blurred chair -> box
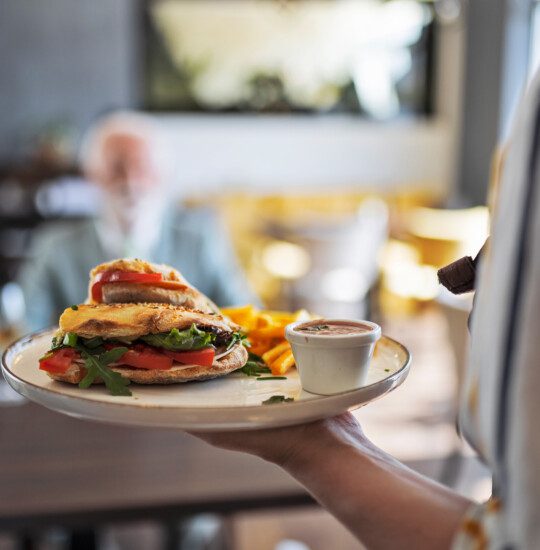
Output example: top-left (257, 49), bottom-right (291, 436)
top-left (284, 198), bottom-right (388, 318)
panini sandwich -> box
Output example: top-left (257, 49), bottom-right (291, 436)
top-left (39, 303), bottom-right (248, 396)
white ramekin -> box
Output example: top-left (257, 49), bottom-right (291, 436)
top-left (285, 319), bottom-right (381, 395)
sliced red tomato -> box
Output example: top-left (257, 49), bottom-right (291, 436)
top-left (102, 343), bottom-right (214, 369)
top-left (118, 347), bottom-right (173, 370)
top-left (39, 348), bottom-right (80, 374)
top-left (163, 348), bottom-right (215, 367)
top-left (91, 270), bottom-right (163, 302)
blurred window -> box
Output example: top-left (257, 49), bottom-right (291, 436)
top-left (144, 0), bottom-right (436, 120)
top-left (530, 0), bottom-right (540, 78)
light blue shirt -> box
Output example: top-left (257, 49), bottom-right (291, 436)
top-left (19, 208), bottom-right (256, 331)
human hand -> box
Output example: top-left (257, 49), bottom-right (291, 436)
top-left (192, 412), bottom-right (471, 550)
top-left (189, 412), bottom-right (371, 469)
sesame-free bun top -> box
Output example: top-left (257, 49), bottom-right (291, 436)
top-left (59, 303), bottom-right (238, 339)
top-left (88, 259), bottom-right (219, 313)
top-left (90, 258), bottom-right (183, 281)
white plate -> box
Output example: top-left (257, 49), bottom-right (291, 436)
top-left (2, 328), bottom-right (411, 431)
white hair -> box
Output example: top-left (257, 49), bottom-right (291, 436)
top-left (79, 111), bottom-right (162, 176)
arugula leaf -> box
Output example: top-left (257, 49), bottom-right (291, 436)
top-left (240, 360), bottom-right (271, 377)
top-left (78, 347), bottom-right (131, 396)
top-left (262, 395), bottom-right (294, 405)
top-left (141, 324), bottom-right (215, 351)
top-left (82, 336), bottom-right (105, 349)
top-left (45, 333), bottom-right (131, 396)
top-left (227, 331), bottom-right (250, 350)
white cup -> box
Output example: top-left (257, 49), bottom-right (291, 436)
top-left (285, 319), bottom-right (381, 395)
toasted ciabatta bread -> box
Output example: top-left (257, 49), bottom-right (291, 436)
top-left (47, 341), bottom-right (248, 385)
top-left (88, 259), bottom-right (219, 313)
top-left (59, 303), bottom-right (239, 339)
top-left (46, 303), bottom-right (248, 386)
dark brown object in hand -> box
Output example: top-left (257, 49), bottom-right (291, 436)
top-left (437, 256), bottom-right (477, 294)
top-left (437, 239), bottom-right (488, 295)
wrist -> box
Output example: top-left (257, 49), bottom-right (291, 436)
top-left (271, 425), bottom-right (369, 472)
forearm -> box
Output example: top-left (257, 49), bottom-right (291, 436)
top-left (193, 415), bottom-right (472, 549)
top-left (280, 436), bottom-right (471, 550)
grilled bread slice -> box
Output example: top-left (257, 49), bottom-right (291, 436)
top-left (59, 303), bottom-right (237, 340)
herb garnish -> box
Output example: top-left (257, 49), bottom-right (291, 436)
top-left (227, 331), bottom-right (250, 350)
top-left (79, 347), bottom-right (131, 396)
top-left (240, 356), bottom-right (287, 380)
top-left (48, 332), bottom-right (132, 396)
top-left (70, 304), bottom-right (79, 311)
top-left (240, 360), bottom-right (271, 377)
top-left (262, 395), bottom-right (294, 405)
top-left (301, 324), bottom-right (330, 332)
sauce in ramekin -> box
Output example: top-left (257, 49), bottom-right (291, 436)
top-left (294, 319), bottom-right (372, 336)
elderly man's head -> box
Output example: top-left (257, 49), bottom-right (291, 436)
top-left (81, 113), bottom-right (162, 207)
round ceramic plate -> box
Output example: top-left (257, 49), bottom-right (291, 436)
top-left (2, 328), bottom-right (411, 431)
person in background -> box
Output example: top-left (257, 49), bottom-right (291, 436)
top-left (19, 112), bottom-right (254, 331)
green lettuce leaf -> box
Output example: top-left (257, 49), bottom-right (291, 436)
top-left (140, 324), bottom-right (215, 351)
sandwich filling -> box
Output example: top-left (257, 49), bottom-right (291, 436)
top-left (39, 324), bottom-right (247, 396)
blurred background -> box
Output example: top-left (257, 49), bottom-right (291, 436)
top-left (0, 0), bottom-right (537, 549)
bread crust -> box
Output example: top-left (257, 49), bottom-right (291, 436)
top-left (59, 303), bottom-right (240, 339)
top-left (90, 259), bottom-right (183, 281)
top-left (46, 343), bottom-right (248, 385)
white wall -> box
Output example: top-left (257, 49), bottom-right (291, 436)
top-left (158, 115), bottom-right (453, 197)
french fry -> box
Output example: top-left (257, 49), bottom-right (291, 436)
top-left (220, 304), bottom-right (254, 319)
top-left (264, 310), bottom-right (296, 323)
top-left (269, 349), bottom-right (295, 376)
top-left (220, 304), bottom-right (314, 367)
top-left (221, 304), bottom-right (257, 331)
top-left (262, 341), bottom-right (291, 365)
top-left (249, 339), bottom-right (273, 356)
top-left (256, 313), bottom-right (275, 328)
top-left (249, 326), bottom-right (286, 339)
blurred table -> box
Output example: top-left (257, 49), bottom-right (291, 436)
top-left (0, 401), bottom-right (313, 533)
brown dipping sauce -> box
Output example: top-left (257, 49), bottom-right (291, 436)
top-left (294, 319), bottom-right (371, 336)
